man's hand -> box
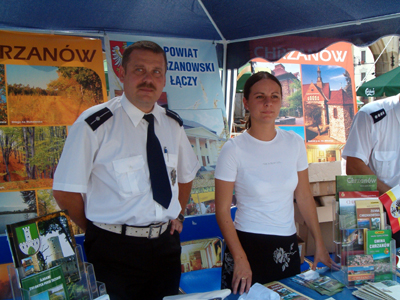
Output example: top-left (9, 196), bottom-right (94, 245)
top-left (170, 219), bottom-right (183, 234)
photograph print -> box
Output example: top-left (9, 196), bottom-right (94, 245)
top-left (7, 65), bottom-right (103, 126)
top-left (174, 108), bottom-right (227, 215)
top-left (0, 126), bottom-right (67, 192)
top-left (301, 64), bottom-right (355, 144)
top-left (0, 190), bottom-right (37, 236)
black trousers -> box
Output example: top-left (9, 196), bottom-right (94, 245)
top-left (221, 231), bottom-right (300, 289)
top-left (84, 221), bottom-right (181, 300)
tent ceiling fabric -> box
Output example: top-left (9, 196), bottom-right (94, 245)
top-left (1, 0), bottom-right (399, 46)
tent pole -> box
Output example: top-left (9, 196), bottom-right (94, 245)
top-left (197, 0), bottom-right (225, 41)
top-left (222, 41), bottom-right (228, 103)
top-left (197, 0), bottom-right (231, 129)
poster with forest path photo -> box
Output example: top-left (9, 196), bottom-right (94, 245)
top-left (0, 31), bottom-right (107, 192)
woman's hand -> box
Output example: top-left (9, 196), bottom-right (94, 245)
top-left (312, 243), bottom-right (339, 270)
top-left (232, 257), bottom-right (252, 295)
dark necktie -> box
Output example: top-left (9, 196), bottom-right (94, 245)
top-left (143, 114), bottom-right (172, 209)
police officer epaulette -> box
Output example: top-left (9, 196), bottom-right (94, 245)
top-left (166, 109), bottom-right (183, 126)
top-left (370, 108), bottom-right (386, 124)
top-left (85, 107), bottom-right (113, 131)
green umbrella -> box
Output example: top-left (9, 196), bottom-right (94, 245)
top-left (357, 66), bottom-right (400, 97)
top-left (236, 63), bottom-right (271, 93)
top-left (236, 64), bottom-right (252, 93)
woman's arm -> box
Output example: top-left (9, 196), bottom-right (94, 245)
top-left (294, 169), bottom-right (336, 270)
top-left (215, 179), bottom-right (251, 295)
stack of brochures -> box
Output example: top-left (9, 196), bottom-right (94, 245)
top-left (352, 280), bottom-right (400, 300)
top-left (6, 210), bottom-right (107, 300)
top-left (290, 270), bottom-right (344, 296)
top-left (334, 175), bottom-right (395, 286)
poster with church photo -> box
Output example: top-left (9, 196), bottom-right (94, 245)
top-left (240, 62), bottom-right (304, 126)
top-left (174, 108), bottom-right (228, 216)
top-left (233, 42), bottom-right (356, 164)
top-left (302, 64), bottom-right (354, 145)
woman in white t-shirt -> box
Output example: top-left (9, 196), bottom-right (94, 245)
top-left (215, 72), bottom-right (334, 295)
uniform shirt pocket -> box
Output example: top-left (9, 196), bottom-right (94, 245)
top-left (112, 156), bottom-right (150, 198)
top-left (165, 153), bottom-right (178, 188)
top-left (374, 150), bottom-right (397, 180)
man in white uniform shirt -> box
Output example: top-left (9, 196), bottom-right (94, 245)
top-left (342, 94), bottom-right (400, 246)
top-left (53, 41), bottom-right (200, 300)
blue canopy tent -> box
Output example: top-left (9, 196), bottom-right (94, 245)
top-left (1, 1), bottom-right (400, 295)
top-left (0, 0), bottom-right (400, 130)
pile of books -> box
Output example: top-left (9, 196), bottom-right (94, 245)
top-left (352, 280), bottom-right (400, 300)
top-left (290, 270), bottom-right (344, 296)
top-left (335, 175), bottom-right (394, 286)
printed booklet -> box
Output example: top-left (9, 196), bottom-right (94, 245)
top-left (20, 265), bottom-right (68, 299)
top-left (335, 175), bottom-right (378, 201)
top-left (6, 210), bottom-right (87, 299)
top-left (365, 229), bottom-right (393, 281)
top-left (347, 254), bottom-right (375, 286)
top-left (338, 191), bottom-right (379, 228)
top-left (355, 200), bottom-right (384, 230)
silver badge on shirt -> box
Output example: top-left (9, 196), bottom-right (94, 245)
top-left (170, 168), bottom-right (176, 186)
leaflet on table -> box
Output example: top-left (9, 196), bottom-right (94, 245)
top-left (264, 281), bottom-right (313, 299)
top-left (290, 271), bottom-right (344, 296)
top-left (352, 280), bottom-right (400, 300)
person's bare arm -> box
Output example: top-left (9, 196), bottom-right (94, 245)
top-left (295, 169), bottom-right (336, 270)
top-left (177, 181), bottom-right (193, 215)
top-left (170, 181), bottom-right (194, 234)
top-left (53, 190), bottom-right (88, 232)
top-left (215, 179), bottom-right (251, 295)
top-left (346, 156), bottom-right (392, 195)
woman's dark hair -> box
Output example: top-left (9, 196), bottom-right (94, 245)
top-left (243, 71), bottom-right (282, 129)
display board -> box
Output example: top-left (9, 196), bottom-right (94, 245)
top-left (236, 42), bottom-right (357, 164)
top-left (0, 30), bottom-right (107, 235)
top-left (0, 30), bottom-right (107, 300)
